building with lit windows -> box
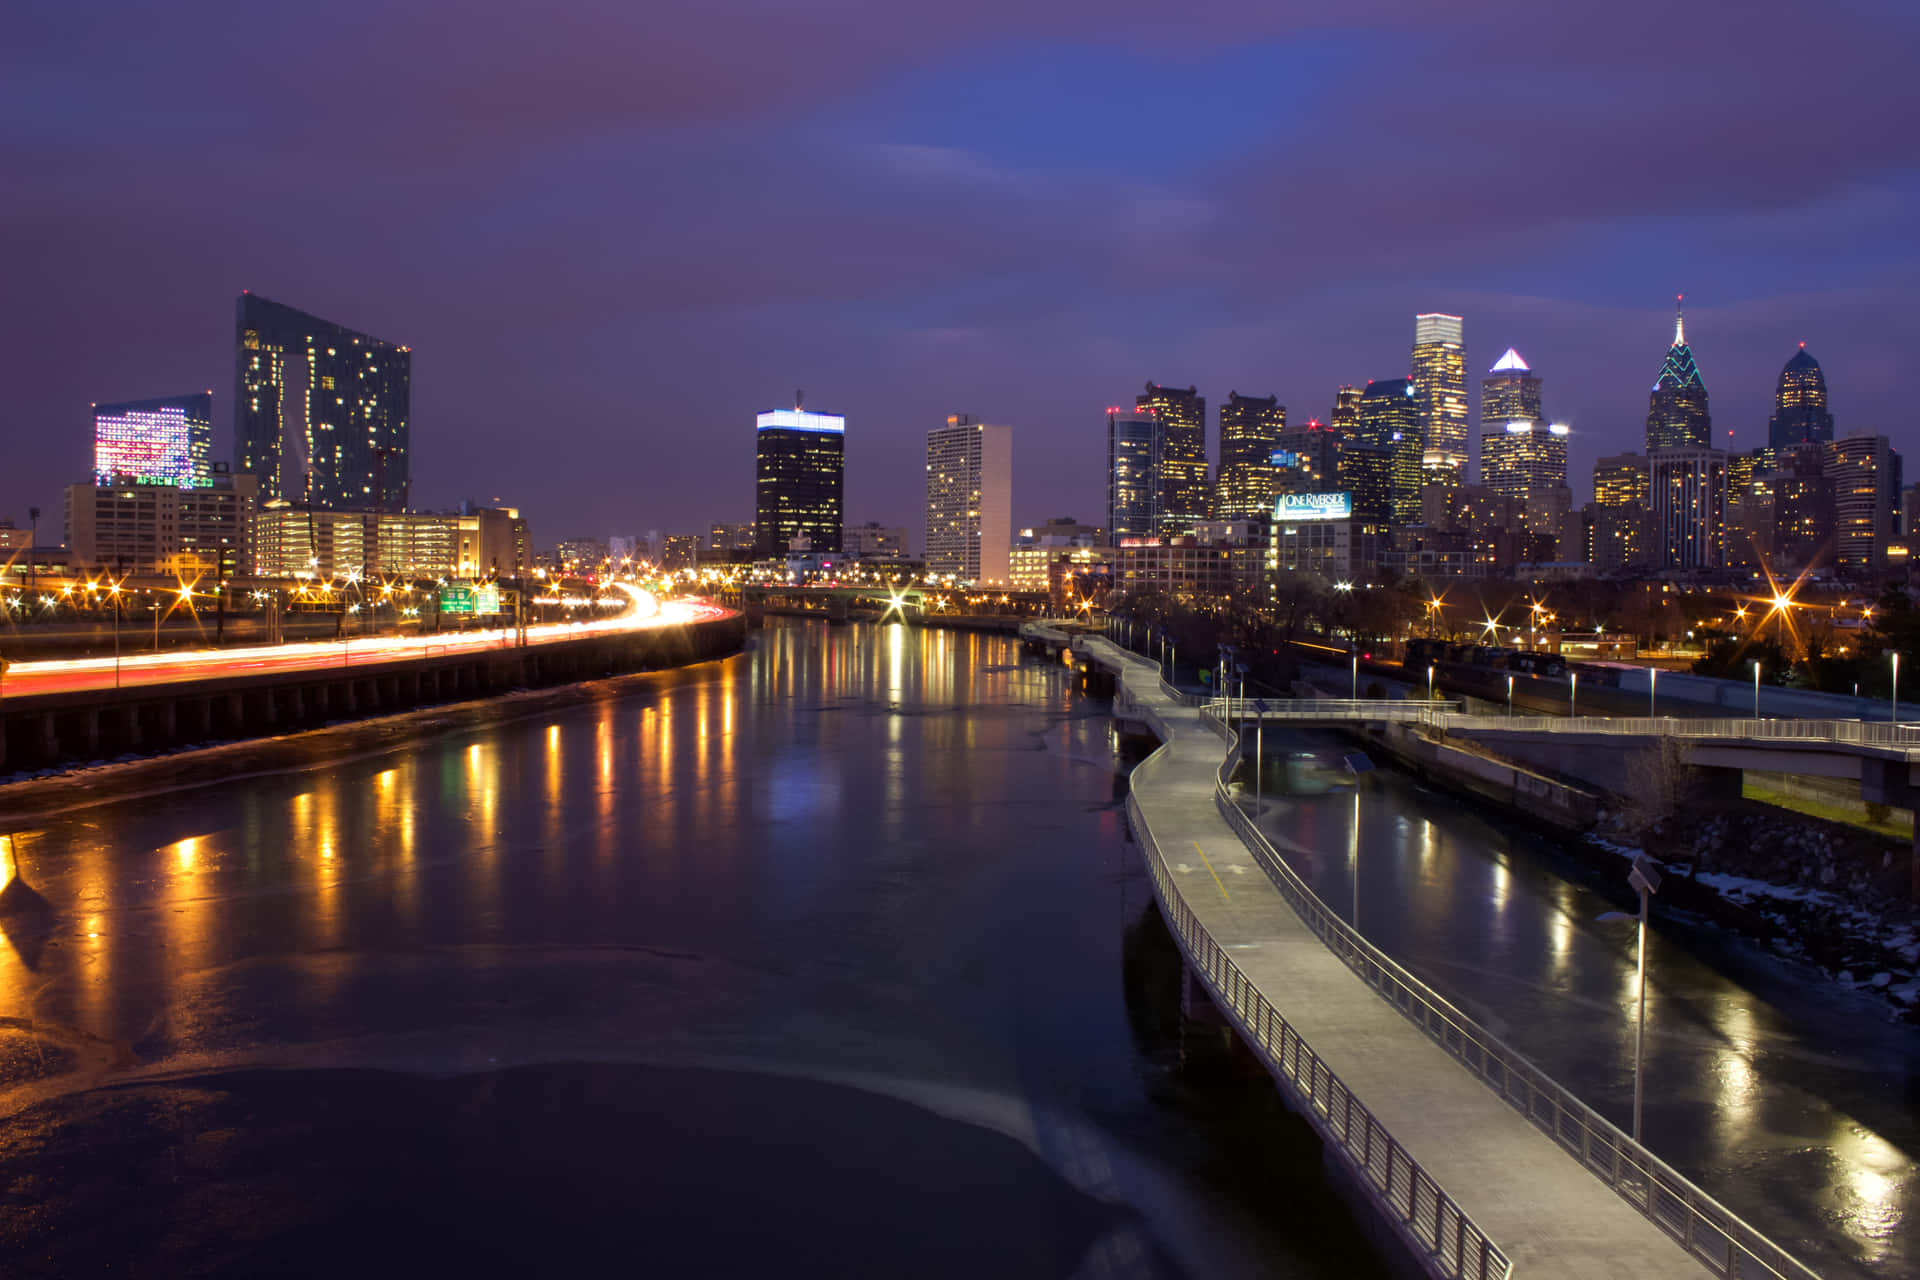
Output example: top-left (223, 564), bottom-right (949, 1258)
top-left (1112, 537), bottom-right (1235, 600)
top-left (1271, 420), bottom-right (1341, 498)
top-left (1338, 445), bottom-right (1395, 524)
top-left (1330, 385), bottom-right (1362, 439)
top-left (1215, 392), bottom-right (1285, 519)
top-left (1826, 432), bottom-right (1902, 575)
top-left (1482, 421), bottom-right (1568, 501)
top-left (65, 470), bottom-right (257, 577)
top-left (93, 393), bottom-right (213, 488)
top-left (1769, 345), bottom-right (1835, 449)
top-left (255, 505), bottom-right (528, 580)
top-left (236, 292), bottom-right (411, 511)
top-left (925, 414), bottom-right (1013, 583)
top-left (1645, 298), bottom-right (1712, 451)
top-left (754, 404), bottom-right (846, 557)
top-left (1411, 314), bottom-right (1468, 486)
top-left (1136, 382), bottom-right (1207, 537)
top-left (1592, 453), bottom-right (1651, 569)
top-left (1107, 410), bottom-right (1165, 545)
top-left (843, 522), bottom-right (909, 561)
top-left (1356, 378), bottom-right (1424, 525)
top-left (1649, 447), bottom-right (1727, 569)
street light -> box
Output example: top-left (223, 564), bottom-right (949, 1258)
top-left (1427, 663), bottom-right (1435, 704)
top-left (1752, 659), bottom-right (1761, 719)
top-left (1507, 673), bottom-right (1514, 718)
top-left (1352, 650), bottom-right (1359, 700)
top-left (1894, 652), bottom-right (1901, 726)
top-left (1647, 666), bottom-right (1658, 719)
top-left (1569, 670), bottom-right (1577, 719)
top-left (1598, 854), bottom-right (1662, 1142)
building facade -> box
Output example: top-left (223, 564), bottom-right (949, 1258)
top-left (1271, 419), bottom-right (1342, 498)
top-left (1215, 392), bottom-right (1285, 519)
top-left (1355, 378), bottom-right (1424, 526)
top-left (1482, 421), bottom-right (1568, 500)
top-left (843, 522), bottom-right (909, 561)
top-left (1411, 314), bottom-right (1468, 486)
top-left (236, 292), bottom-right (411, 511)
top-left (1592, 452), bottom-right (1651, 569)
top-left (1769, 346), bottom-right (1835, 449)
top-left (1136, 382), bottom-right (1207, 538)
top-left (1645, 299), bottom-right (1712, 451)
top-left (924, 414), bottom-right (1013, 583)
top-left (64, 471), bottom-right (257, 577)
top-left (754, 406), bottom-right (846, 557)
top-left (94, 393), bottom-right (214, 488)
top-left (1827, 432), bottom-right (1902, 575)
top-left (1107, 410), bottom-right (1165, 545)
top-left (256, 505), bottom-right (529, 580)
top-left (1649, 448), bottom-right (1726, 569)
top-left (1330, 385), bottom-right (1362, 439)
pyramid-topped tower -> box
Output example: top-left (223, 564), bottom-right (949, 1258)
top-left (1646, 296), bottom-right (1712, 450)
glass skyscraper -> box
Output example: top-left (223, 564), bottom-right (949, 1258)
top-left (1215, 391), bottom-right (1285, 519)
top-left (1411, 314), bottom-right (1467, 486)
top-left (93, 392), bottom-right (213, 488)
top-left (1107, 410), bottom-right (1165, 545)
top-left (1356, 378), bottom-right (1424, 526)
top-left (236, 292), bottom-right (411, 511)
top-left (1645, 297), bottom-right (1711, 451)
top-left (1478, 349), bottom-right (1565, 499)
top-left (1768, 345), bottom-right (1835, 448)
top-left (1135, 382), bottom-right (1207, 538)
top-left (754, 406), bottom-right (846, 557)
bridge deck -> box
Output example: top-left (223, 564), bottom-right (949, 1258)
top-left (1085, 637), bottom-right (1708, 1279)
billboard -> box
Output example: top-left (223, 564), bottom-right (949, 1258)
top-left (1274, 492), bottom-right (1351, 521)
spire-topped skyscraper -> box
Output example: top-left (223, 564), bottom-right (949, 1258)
top-left (1645, 295), bottom-right (1712, 451)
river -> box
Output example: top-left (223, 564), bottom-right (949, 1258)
top-left (0, 622), bottom-right (1383, 1278)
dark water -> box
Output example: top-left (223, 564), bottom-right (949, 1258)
top-left (0, 623), bottom-right (1386, 1278)
top-left (1243, 731), bottom-right (1920, 1280)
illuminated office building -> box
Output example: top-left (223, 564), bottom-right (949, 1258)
top-left (93, 393), bottom-right (213, 488)
top-left (1107, 410), bottom-right (1165, 545)
top-left (1592, 453), bottom-right (1651, 569)
top-left (1356, 378), bottom-right (1424, 525)
top-left (255, 505), bottom-right (529, 579)
top-left (1272, 419), bottom-right (1342, 497)
top-left (1338, 445), bottom-right (1395, 524)
top-left (236, 292), bottom-right (411, 511)
top-left (1136, 382), bottom-right (1207, 537)
top-left (1482, 422), bottom-right (1568, 500)
top-left (1215, 392), bottom-right (1285, 519)
top-left (925, 414), bottom-right (1013, 583)
top-left (755, 404), bottom-right (846, 557)
top-left (1478, 348), bottom-right (1545, 492)
top-left (1411, 314), bottom-right (1468, 486)
top-left (1645, 297), bottom-right (1712, 451)
top-left (1768, 345), bottom-right (1835, 449)
top-left (1826, 432), bottom-right (1902, 575)
top-left (65, 471), bottom-right (256, 577)
top-left (1649, 447), bottom-right (1727, 569)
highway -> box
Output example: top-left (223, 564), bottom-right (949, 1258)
top-left (0, 587), bottom-right (730, 699)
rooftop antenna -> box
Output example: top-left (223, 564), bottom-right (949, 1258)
top-left (796, 389), bottom-right (804, 410)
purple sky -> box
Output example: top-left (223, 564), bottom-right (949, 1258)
top-left (6, 1), bottom-right (1920, 551)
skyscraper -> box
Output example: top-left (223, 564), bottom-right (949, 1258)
top-left (925, 414), bottom-right (1013, 583)
top-left (1827, 432), bottom-right (1902, 575)
top-left (1272, 419), bottom-right (1342, 498)
top-left (1107, 409), bottom-right (1165, 545)
top-left (754, 403), bottom-right (846, 557)
top-left (1411, 314), bottom-right (1468, 486)
top-left (236, 292), bottom-right (411, 511)
top-left (1136, 382), bottom-right (1207, 538)
top-left (1768, 345), bottom-right (1835, 449)
top-left (1356, 378), bottom-right (1424, 525)
top-left (1330, 385), bottom-right (1362, 439)
top-left (1215, 392), bottom-right (1285, 519)
top-left (1650, 448), bottom-right (1727, 569)
top-left (1477, 348), bottom-right (1562, 499)
top-left (93, 392), bottom-right (213, 488)
top-left (1645, 296), bottom-right (1711, 451)
top-left (1592, 452), bottom-right (1651, 569)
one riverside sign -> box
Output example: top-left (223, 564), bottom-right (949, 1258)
top-left (1274, 491), bottom-right (1351, 521)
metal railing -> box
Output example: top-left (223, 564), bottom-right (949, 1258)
top-left (1213, 697), bottom-right (1460, 721)
top-left (1426, 712), bottom-right (1920, 751)
top-left (1202, 707), bottom-right (1820, 1280)
top-left (1126, 777), bottom-right (1512, 1280)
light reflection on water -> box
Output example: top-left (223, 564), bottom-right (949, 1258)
top-left (1253, 735), bottom-right (1918, 1279)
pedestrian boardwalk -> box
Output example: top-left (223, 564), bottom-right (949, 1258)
top-left (1084, 637), bottom-right (1807, 1279)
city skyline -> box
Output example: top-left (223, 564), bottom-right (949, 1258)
top-left (5, 3), bottom-right (1918, 545)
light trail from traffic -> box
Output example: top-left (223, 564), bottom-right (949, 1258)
top-left (0, 588), bottom-right (730, 699)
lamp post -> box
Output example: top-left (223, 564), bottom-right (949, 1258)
top-left (1599, 854), bottom-right (1662, 1143)
top-left (1507, 673), bottom-right (1514, 718)
top-left (1352, 651), bottom-right (1359, 700)
top-left (1648, 666), bottom-right (1658, 720)
top-left (1894, 652), bottom-right (1901, 726)
top-left (1427, 664), bottom-right (1435, 704)
top-left (1569, 671), bottom-right (1578, 719)
top-left (1752, 659), bottom-right (1761, 720)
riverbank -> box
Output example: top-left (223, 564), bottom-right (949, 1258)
top-left (0, 645), bottom-right (748, 826)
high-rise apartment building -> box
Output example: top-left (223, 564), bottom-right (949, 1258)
top-left (236, 293), bottom-right (411, 511)
top-left (1136, 383), bottom-right (1207, 537)
top-left (1645, 297), bottom-right (1712, 451)
top-left (1107, 410), bottom-right (1165, 545)
top-left (1215, 392), bottom-right (1285, 519)
top-left (754, 404), bottom-right (846, 557)
top-left (94, 393), bottom-right (214, 488)
top-left (1356, 378), bottom-right (1424, 525)
top-left (1649, 448), bottom-right (1727, 569)
top-left (1592, 453), bottom-right (1651, 569)
top-left (1826, 432), bottom-right (1902, 575)
top-left (925, 414), bottom-right (1013, 583)
top-left (1768, 345), bottom-right (1835, 449)
top-left (1271, 420), bottom-right (1342, 499)
top-left (1411, 314), bottom-right (1468, 486)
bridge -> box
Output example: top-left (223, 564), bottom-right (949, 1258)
top-left (1075, 635), bottom-right (1817, 1280)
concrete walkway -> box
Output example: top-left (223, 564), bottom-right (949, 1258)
top-left (1086, 637), bottom-right (1713, 1279)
